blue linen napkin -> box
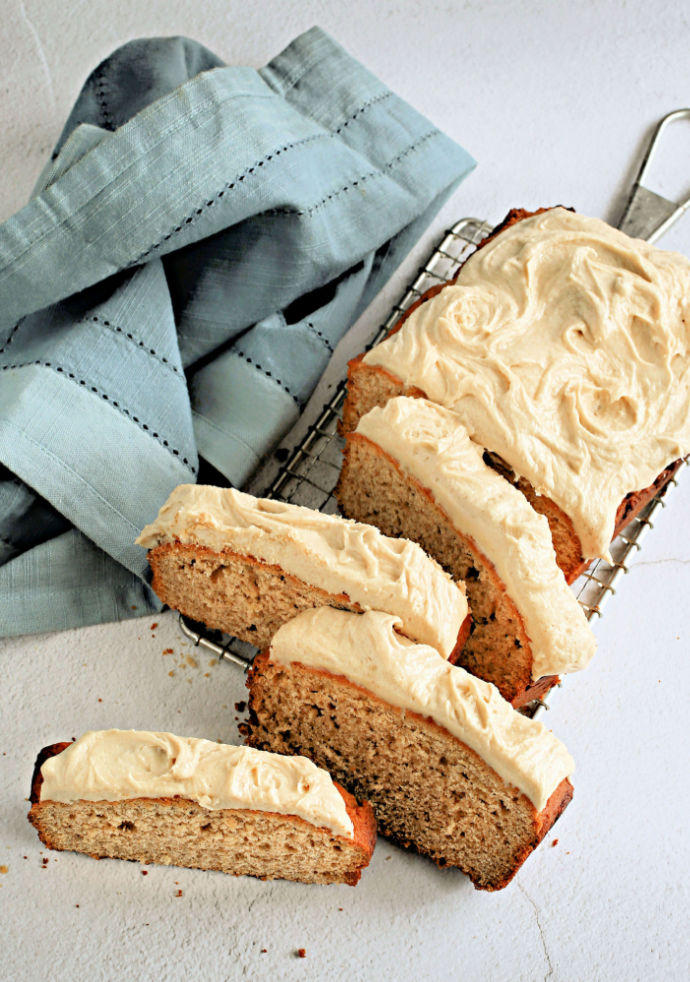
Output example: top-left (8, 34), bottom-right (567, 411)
top-left (0, 27), bottom-right (475, 637)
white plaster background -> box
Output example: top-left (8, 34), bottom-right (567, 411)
top-left (1, 2), bottom-right (689, 980)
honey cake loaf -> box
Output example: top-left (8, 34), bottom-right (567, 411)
top-left (136, 485), bottom-right (470, 658)
top-left (336, 396), bottom-right (596, 706)
top-left (342, 208), bottom-right (690, 581)
top-left (29, 730), bottom-right (376, 886)
top-left (245, 608), bottom-right (574, 891)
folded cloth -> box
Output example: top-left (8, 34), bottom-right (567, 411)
top-left (0, 27), bottom-right (475, 638)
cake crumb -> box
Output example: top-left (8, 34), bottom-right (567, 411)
top-left (0, 865), bottom-right (8, 873)
top-left (204, 673), bottom-right (211, 678)
top-left (175, 889), bottom-right (183, 898)
top-left (141, 870), bottom-right (148, 876)
top-left (97, 698), bottom-right (102, 703)
top-left (235, 700), bottom-right (247, 713)
top-left (296, 949), bottom-right (307, 959)
top-left (551, 838), bottom-right (559, 847)
top-left (150, 623), bottom-right (158, 630)
top-left (75, 904), bottom-right (79, 908)
top-left (260, 948), bottom-right (267, 954)
top-left (168, 671), bottom-right (175, 677)
top-left (186, 655), bottom-right (198, 668)
top-left (163, 648), bottom-right (174, 655)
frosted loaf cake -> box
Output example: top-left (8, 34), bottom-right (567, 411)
top-left (342, 208), bottom-right (690, 579)
top-left (245, 608), bottom-right (574, 890)
top-left (29, 730), bottom-right (376, 885)
top-left (336, 396), bottom-right (596, 705)
top-left (137, 485), bottom-right (470, 658)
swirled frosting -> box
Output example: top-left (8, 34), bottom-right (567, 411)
top-left (355, 397), bottom-right (596, 680)
top-left (136, 485), bottom-right (467, 658)
top-left (270, 609), bottom-right (573, 811)
top-left (363, 208), bottom-right (690, 560)
top-left (39, 730), bottom-right (354, 839)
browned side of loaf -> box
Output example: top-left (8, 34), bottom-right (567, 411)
top-left (336, 433), bottom-right (556, 706)
top-left (28, 742), bottom-right (376, 886)
top-left (341, 207), bottom-right (683, 581)
top-left (503, 459), bottom-right (684, 584)
top-left (147, 540), bottom-right (471, 659)
top-left (245, 653), bottom-right (572, 891)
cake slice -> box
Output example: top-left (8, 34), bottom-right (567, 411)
top-left (136, 485), bottom-right (470, 658)
top-left (245, 608), bottom-right (574, 891)
top-left (336, 396), bottom-right (596, 706)
top-left (28, 730), bottom-right (376, 885)
top-left (342, 207), bottom-right (689, 581)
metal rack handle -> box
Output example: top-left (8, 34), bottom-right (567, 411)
top-left (618, 108), bottom-right (690, 242)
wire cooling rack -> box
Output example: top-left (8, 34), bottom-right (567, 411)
top-left (178, 217), bottom-right (686, 711)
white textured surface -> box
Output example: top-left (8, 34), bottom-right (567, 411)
top-left (2, 2), bottom-right (689, 980)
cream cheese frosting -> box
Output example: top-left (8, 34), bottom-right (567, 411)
top-left (355, 396), bottom-right (596, 680)
top-left (39, 730), bottom-right (354, 839)
top-left (362, 208), bottom-right (690, 560)
top-left (136, 485), bottom-right (468, 658)
top-left (269, 608), bottom-right (573, 811)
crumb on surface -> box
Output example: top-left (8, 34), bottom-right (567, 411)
top-left (163, 648), bottom-right (174, 655)
top-left (97, 698), bottom-right (102, 703)
top-left (0, 865), bottom-right (8, 874)
top-left (186, 655), bottom-right (198, 668)
top-left (235, 700), bottom-right (247, 713)
top-left (150, 623), bottom-right (158, 630)
top-left (296, 948), bottom-right (307, 958)
top-left (168, 671), bottom-right (175, 677)
top-left (552, 838), bottom-right (559, 847)
top-left (175, 889), bottom-right (183, 898)
top-left (260, 948), bottom-right (267, 954)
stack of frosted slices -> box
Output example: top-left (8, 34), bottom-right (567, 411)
top-left (31, 207), bottom-right (690, 890)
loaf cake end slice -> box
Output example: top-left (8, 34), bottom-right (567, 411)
top-left (29, 731), bottom-right (376, 886)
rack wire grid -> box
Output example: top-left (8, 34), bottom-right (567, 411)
top-left (179, 217), bottom-right (686, 713)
